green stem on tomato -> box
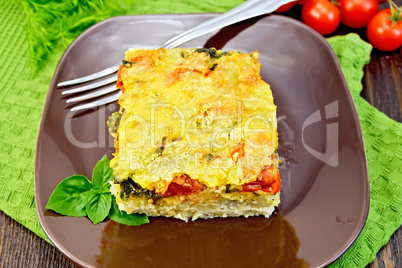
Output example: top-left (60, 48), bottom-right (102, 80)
top-left (388, 0), bottom-right (402, 26)
top-left (331, 0), bottom-right (340, 7)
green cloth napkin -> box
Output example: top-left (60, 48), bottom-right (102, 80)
top-left (327, 35), bottom-right (402, 267)
top-left (0, 0), bottom-right (401, 267)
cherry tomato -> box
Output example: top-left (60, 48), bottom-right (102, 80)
top-left (298, 0), bottom-right (309, 5)
top-left (367, 8), bottom-right (402, 51)
top-left (275, 2), bottom-right (296, 12)
top-left (338, 0), bottom-right (379, 28)
top-left (302, 0), bottom-right (341, 35)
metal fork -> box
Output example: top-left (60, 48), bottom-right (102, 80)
top-left (61, 0), bottom-right (294, 111)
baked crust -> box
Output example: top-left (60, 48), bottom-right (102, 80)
top-left (108, 48), bottom-right (280, 220)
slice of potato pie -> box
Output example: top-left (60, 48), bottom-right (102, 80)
top-left (108, 47), bottom-right (280, 221)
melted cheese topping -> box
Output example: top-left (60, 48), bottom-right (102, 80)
top-left (110, 48), bottom-right (278, 190)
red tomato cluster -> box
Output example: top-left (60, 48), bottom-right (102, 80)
top-left (275, 0), bottom-right (402, 51)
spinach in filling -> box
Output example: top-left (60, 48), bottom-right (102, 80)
top-left (107, 112), bottom-right (121, 134)
top-left (195, 48), bottom-right (229, 59)
top-left (119, 178), bottom-right (160, 201)
top-left (122, 59), bottom-right (135, 68)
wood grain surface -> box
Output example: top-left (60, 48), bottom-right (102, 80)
top-left (0, 1), bottom-right (401, 267)
top-left (362, 38), bottom-right (402, 268)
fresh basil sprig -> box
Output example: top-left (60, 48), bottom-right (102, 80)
top-left (46, 155), bottom-right (149, 226)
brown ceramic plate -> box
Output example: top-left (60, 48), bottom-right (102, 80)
top-left (35, 14), bottom-right (369, 268)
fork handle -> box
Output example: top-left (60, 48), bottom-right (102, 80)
top-left (161, 0), bottom-right (295, 49)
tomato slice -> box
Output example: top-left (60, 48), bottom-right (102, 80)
top-left (242, 166), bottom-right (281, 194)
top-left (163, 174), bottom-right (204, 197)
top-left (231, 142), bottom-right (245, 160)
top-left (116, 65), bottom-right (125, 93)
top-left (242, 182), bottom-right (263, 192)
top-left (257, 167), bottom-right (279, 184)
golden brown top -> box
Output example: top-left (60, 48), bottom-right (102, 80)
top-left (110, 48), bottom-right (278, 191)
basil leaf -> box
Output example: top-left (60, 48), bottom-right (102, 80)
top-left (108, 196), bottom-right (149, 226)
top-left (92, 155), bottom-right (113, 189)
top-left (46, 155), bottom-right (149, 227)
top-left (46, 175), bottom-right (92, 217)
top-left (86, 190), bottom-right (112, 225)
top-left (92, 186), bottom-right (111, 195)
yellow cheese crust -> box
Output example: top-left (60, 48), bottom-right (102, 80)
top-left (109, 48), bottom-right (279, 196)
